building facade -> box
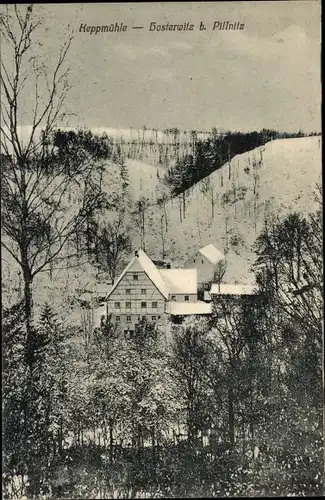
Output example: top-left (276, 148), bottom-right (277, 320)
top-left (183, 243), bottom-right (225, 285)
top-left (104, 249), bottom-right (200, 333)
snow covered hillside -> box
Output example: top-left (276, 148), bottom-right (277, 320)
top-left (142, 136), bottom-right (322, 283)
top-left (103, 158), bottom-right (163, 202)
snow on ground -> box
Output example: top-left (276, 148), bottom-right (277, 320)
top-left (142, 136), bottom-right (322, 284)
top-left (101, 158), bottom-right (163, 203)
top-left (2, 135), bottom-right (321, 323)
top-left (125, 159), bottom-right (162, 201)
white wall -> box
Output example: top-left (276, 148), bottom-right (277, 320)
top-left (184, 253), bottom-right (215, 284)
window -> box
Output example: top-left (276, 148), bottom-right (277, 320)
top-left (158, 316), bottom-right (161, 319)
top-left (126, 316), bottom-right (131, 323)
top-left (141, 302), bottom-right (147, 308)
top-left (116, 316), bottom-right (120, 322)
top-left (152, 301), bottom-right (157, 308)
top-left (185, 295), bottom-right (189, 302)
top-left (152, 316), bottom-right (157, 321)
top-left (171, 295), bottom-right (176, 301)
top-left (126, 289), bottom-right (131, 295)
top-left (126, 302), bottom-right (131, 309)
top-left (141, 288), bottom-right (146, 294)
top-left (115, 302), bottom-right (120, 309)
top-left (194, 259), bottom-right (196, 263)
top-left (142, 316), bottom-right (146, 321)
top-left (133, 274), bottom-right (138, 281)
top-left (202, 260), bottom-right (204, 264)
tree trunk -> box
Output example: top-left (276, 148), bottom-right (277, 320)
top-left (141, 212), bottom-right (146, 251)
top-left (164, 204), bottom-right (168, 232)
top-left (228, 388), bottom-right (235, 448)
top-left (151, 427), bottom-right (157, 478)
top-left (22, 258), bottom-right (34, 367)
top-left (109, 423), bottom-right (114, 464)
top-left (183, 191), bottom-right (186, 219)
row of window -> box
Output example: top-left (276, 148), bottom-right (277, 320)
top-left (115, 297), bottom-right (190, 308)
top-left (116, 315), bottom-right (161, 323)
top-left (123, 291), bottom-right (190, 301)
top-left (115, 301), bottom-right (158, 309)
top-left (193, 259), bottom-right (204, 264)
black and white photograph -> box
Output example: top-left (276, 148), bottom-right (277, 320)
top-left (1, 1), bottom-right (323, 498)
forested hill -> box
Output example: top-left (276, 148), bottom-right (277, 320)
top-left (163, 129), bottom-right (320, 196)
top-left (141, 135), bottom-right (322, 283)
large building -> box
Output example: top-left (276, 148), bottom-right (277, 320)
top-left (102, 249), bottom-right (211, 332)
top-left (88, 246), bottom-right (257, 333)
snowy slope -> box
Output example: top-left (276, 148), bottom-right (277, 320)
top-left (2, 135), bottom-right (321, 319)
top-left (142, 136), bottom-right (322, 283)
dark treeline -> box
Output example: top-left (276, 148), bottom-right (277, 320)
top-left (3, 197), bottom-right (323, 498)
top-left (165, 128), bottom-right (320, 196)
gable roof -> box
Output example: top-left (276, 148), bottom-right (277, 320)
top-left (160, 269), bottom-right (197, 294)
top-left (210, 284), bottom-right (257, 295)
top-left (105, 249), bottom-right (169, 300)
top-left (198, 244), bottom-right (224, 265)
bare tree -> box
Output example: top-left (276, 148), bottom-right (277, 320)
top-left (221, 191), bottom-right (231, 254)
top-left (0, 5), bottom-right (112, 363)
top-left (155, 212), bottom-right (166, 260)
top-left (96, 213), bottom-right (132, 284)
top-left (200, 176), bottom-right (217, 218)
top-left (132, 196), bottom-right (150, 251)
top-left (213, 260), bottom-right (227, 292)
top-left (156, 191), bottom-right (169, 233)
top-left (209, 294), bottom-right (261, 448)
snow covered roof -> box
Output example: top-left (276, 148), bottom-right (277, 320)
top-left (166, 301), bottom-right (212, 316)
top-left (95, 284), bottom-right (113, 296)
top-left (210, 284), bottom-right (257, 295)
top-left (160, 268), bottom-right (197, 294)
top-left (106, 249), bottom-right (169, 300)
top-left (198, 244), bottom-right (225, 265)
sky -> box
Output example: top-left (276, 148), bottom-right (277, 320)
top-left (2, 1), bottom-right (322, 133)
